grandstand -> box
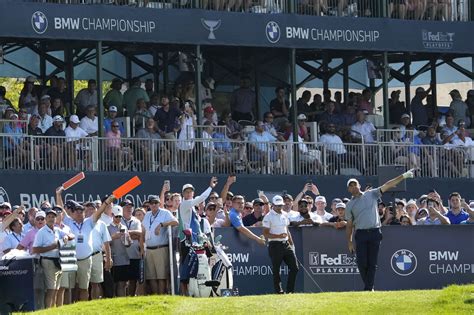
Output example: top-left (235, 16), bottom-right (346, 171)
top-left (0, 0), bottom-right (473, 312)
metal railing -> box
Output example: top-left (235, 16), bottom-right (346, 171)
top-left (13, 0), bottom-right (473, 20)
top-left (1, 133), bottom-right (474, 178)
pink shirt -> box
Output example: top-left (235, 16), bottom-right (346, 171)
top-left (20, 228), bottom-right (38, 254)
top-left (106, 130), bottom-right (121, 149)
top-left (358, 100), bottom-right (373, 114)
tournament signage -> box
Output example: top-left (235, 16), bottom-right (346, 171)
top-left (216, 226), bottom-right (474, 294)
top-left (1, 2), bottom-right (472, 54)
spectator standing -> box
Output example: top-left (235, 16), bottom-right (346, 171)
top-left (32, 209), bottom-right (73, 308)
top-left (2, 217), bottom-right (24, 254)
top-left (0, 85), bottom-right (13, 113)
top-left (296, 90), bottom-right (318, 122)
top-left (103, 78), bottom-right (124, 115)
top-left (466, 90), bottom-right (474, 128)
top-left (262, 195), bottom-right (298, 294)
top-left (123, 78), bottom-right (150, 117)
top-left (228, 195), bottom-right (266, 245)
top-left (314, 196), bottom-right (333, 222)
top-left (417, 199), bottom-right (450, 225)
top-left (448, 89), bottom-right (469, 125)
top-left (176, 102), bottom-right (196, 172)
top-left (410, 87), bottom-right (429, 127)
top-left (345, 170), bottom-right (414, 291)
top-left (48, 78), bottom-right (71, 116)
top-left (358, 89), bottom-right (373, 114)
top-left (289, 198), bottom-right (321, 227)
top-left (74, 79), bottom-right (97, 118)
top-left (230, 75), bottom-right (256, 121)
top-left (107, 205), bottom-right (132, 297)
top-left (242, 197), bottom-right (268, 227)
top-left (389, 90), bottom-right (407, 124)
top-left (148, 93), bottom-right (160, 118)
top-left (18, 76), bottom-right (39, 115)
top-left (145, 79), bottom-right (154, 99)
top-left (133, 98), bottom-right (153, 131)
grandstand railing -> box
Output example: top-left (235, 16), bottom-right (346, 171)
top-left (1, 134), bottom-right (473, 178)
top-left (13, 0), bottom-right (473, 21)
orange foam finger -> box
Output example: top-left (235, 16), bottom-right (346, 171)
top-left (112, 176), bottom-right (142, 199)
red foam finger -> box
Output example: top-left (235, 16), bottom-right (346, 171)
top-left (112, 176), bottom-right (142, 199)
top-left (62, 172), bottom-right (85, 190)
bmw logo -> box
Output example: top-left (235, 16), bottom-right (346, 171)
top-left (391, 249), bottom-right (417, 276)
top-left (265, 21), bottom-right (280, 44)
top-left (32, 11), bottom-right (48, 34)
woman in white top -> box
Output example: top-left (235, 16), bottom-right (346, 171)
top-left (176, 101), bottom-right (196, 172)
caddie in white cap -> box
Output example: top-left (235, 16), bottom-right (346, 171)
top-left (345, 168), bottom-right (415, 291)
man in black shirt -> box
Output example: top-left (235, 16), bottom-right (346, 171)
top-left (28, 114), bottom-right (43, 136)
top-left (242, 198), bottom-right (267, 227)
top-left (269, 87), bottom-right (289, 123)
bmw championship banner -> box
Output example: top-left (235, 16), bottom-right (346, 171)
top-left (0, 258), bottom-right (35, 312)
top-left (0, 2), bottom-right (472, 54)
top-left (216, 226), bottom-right (474, 294)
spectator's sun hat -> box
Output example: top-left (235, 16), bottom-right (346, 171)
top-left (401, 113), bottom-right (410, 119)
top-left (69, 115), bottom-right (80, 124)
top-left (41, 95), bottom-right (51, 101)
top-left (109, 106), bottom-right (118, 112)
top-left (297, 114), bottom-right (307, 120)
top-left (53, 115), bottom-right (64, 122)
top-left (336, 202), bottom-right (346, 209)
top-left (315, 196), bottom-right (326, 203)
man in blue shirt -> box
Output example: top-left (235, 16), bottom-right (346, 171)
top-left (446, 192), bottom-right (469, 224)
top-left (229, 195), bottom-right (266, 246)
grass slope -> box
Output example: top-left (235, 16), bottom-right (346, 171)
top-left (32, 284), bottom-right (474, 315)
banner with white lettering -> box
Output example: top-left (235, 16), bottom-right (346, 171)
top-left (0, 258), bottom-right (35, 312)
top-left (0, 3), bottom-right (472, 53)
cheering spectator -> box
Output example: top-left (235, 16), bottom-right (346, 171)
top-left (230, 75), bottom-right (255, 121)
top-left (19, 76), bottom-right (39, 114)
top-left (80, 105), bottom-right (99, 136)
top-left (417, 198), bottom-right (450, 225)
top-left (104, 78), bottom-right (124, 115)
top-left (74, 79), bottom-right (97, 118)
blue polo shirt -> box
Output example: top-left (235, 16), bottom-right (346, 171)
top-left (446, 209), bottom-right (469, 225)
top-left (229, 208), bottom-right (243, 229)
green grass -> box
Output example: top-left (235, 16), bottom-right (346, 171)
top-left (31, 284), bottom-right (474, 315)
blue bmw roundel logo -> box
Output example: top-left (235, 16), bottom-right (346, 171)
top-left (32, 11), bottom-right (48, 34)
top-left (391, 249), bottom-right (417, 276)
top-left (265, 21), bottom-right (280, 44)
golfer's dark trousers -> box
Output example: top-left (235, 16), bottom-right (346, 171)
top-left (268, 241), bottom-right (299, 293)
top-left (355, 228), bottom-right (382, 291)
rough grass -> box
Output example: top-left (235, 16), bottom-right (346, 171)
top-left (32, 284), bottom-right (474, 315)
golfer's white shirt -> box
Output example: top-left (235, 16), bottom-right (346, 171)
top-left (262, 209), bottom-right (289, 242)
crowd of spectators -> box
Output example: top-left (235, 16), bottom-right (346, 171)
top-left (19, 0), bottom-right (470, 21)
top-left (0, 175), bottom-right (472, 308)
top-left (1, 75), bottom-right (473, 176)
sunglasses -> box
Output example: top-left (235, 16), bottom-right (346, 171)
top-left (150, 201), bottom-right (159, 204)
top-left (207, 208), bottom-right (216, 211)
top-left (114, 215), bottom-right (122, 218)
top-left (244, 206), bottom-right (253, 209)
top-left (112, 125), bottom-right (119, 127)
top-left (209, 196), bottom-right (218, 199)
top-left (36, 217), bottom-right (45, 221)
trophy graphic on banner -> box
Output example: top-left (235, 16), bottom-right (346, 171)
top-left (201, 19), bottom-right (221, 40)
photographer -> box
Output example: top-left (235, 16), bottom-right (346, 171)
top-left (417, 199), bottom-right (450, 225)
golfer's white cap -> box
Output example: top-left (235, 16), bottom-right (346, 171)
top-left (272, 195), bottom-right (285, 206)
top-left (347, 178), bottom-right (359, 187)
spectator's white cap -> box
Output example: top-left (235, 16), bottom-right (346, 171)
top-left (109, 106), bottom-right (118, 112)
top-left (362, 110), bottom-right (369, 115)
top-left (53, 115), bottom-right (64, 122)
top-left (406, 199), bottom-right (417, 207)
top-left (315, 196), bottom-right (326, 203)
top-left (69, 115), bottom-right (80, 124)
top-left (297, 114), bottom-right (307, 120)
top-left (0, 202), bottom-right (11, 209)
top-left (272, 195), bottom-right (285, 206)
top-left (336, 202), bottom-right (346, 209)
top-left (35, 211), bottom-right (46, 219)
top-left (182, 184), bottom-right (195, 192)
top-left (10, 113), bottom-right (18, 119)
top-left (112, 205), bottom-right (123, 217)
top-left (417, 208), bottom-right (428, 215)
top-left (347, 178), bottom-right (359, 187)
top-left (26, 76), bottom-right (36, 83)
top-left (401, 113), bottom-right (410, 119)
top-left (41, 95), bottom-right (51, 101)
